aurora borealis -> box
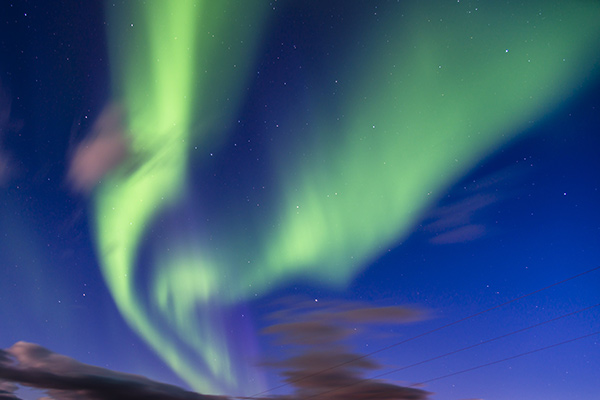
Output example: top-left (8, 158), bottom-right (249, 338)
top-left (95, 1), bottom-right (270, 393)
top-left (93, 0), bottom-right (600, 394)
top-left (1, 1), bottom-right (600, 399)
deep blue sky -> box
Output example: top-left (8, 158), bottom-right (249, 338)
top-left (1, 1), bottom-right (599, 400)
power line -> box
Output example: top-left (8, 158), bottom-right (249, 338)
top-left (412, 330), bottom-right (600, 386)
top-left (301, 302), bottom-right (599, 399)
top-left (250, 265), bottom-right (600, 398)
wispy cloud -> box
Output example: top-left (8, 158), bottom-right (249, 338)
top-left (0, 81), bottom-right (15, 186)
top-left (259, 299), bottom-right (431, 400)
top-left (422, 192), bottom-right (495, 244)
top-left (421, 163), bottom-right (530, 244)
top-left (67, 103), bottom-right (129, 193)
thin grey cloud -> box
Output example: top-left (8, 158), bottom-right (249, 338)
top-left (263, 321), bottom-right (349, 345)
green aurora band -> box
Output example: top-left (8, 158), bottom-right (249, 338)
top-left (95, 0), bottom-right (600, 395)
top-left (97, 0), bottom-right (270, 394)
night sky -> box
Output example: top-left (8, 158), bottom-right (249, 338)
top-left (1, 1), bottom-right (599, 400)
